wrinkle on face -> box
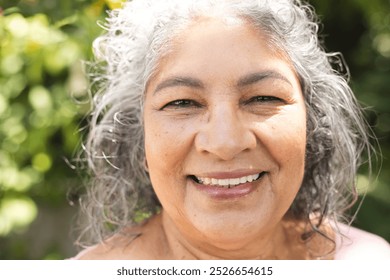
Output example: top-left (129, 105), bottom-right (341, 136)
top-left (143, 17), bottom-right (307, 258)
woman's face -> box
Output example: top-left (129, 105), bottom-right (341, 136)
top-left (144, 18), bottom-right (307, 248)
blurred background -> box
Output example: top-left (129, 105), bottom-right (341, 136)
top-left (0, 0), bottom-right (389, 259)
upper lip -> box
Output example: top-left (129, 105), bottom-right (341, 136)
top-left (191, 169), bottom-right (264, 180)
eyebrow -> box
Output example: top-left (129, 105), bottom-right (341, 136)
top-left (153, 70), bottom-right (292, 95)
top-left (236, 71), bottom-right (292, 87)
top-left (154, 76), bottom-right (204, 95)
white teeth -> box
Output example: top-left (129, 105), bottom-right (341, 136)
top-left (195, 173), bottom-right (262, 188)
top-left (230, 178), bottom-right (240, 185)
top-left (203, 178), bottom-right (211, 185)
top-left (219, 179), bottom-right (229, 186)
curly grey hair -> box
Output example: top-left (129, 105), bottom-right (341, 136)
top-left (77, 0), bottom-right (373, 248)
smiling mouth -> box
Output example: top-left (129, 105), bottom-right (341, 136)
top-left (189, 172), bottom-right (266, 189)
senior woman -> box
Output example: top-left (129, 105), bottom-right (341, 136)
top-left (74, 0), bottom-right (390, 259)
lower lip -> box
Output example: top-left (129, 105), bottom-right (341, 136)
top-left (190, 177), bottom-right (261, 200)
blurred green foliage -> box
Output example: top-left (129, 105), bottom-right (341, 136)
top-left (0, 0), bottom-right (389, 259)
top-left (0, 0), bottom-right (126, 259)
top-left (310, 0), bottom-right (390, 239)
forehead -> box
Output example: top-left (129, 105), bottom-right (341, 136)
top-left (169, 16), bottom-right (285, 57)
top-left (149, 17), bottom-right (296, 86)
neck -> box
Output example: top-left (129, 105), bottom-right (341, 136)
top-left (159, 211), bottom-right (302, 260)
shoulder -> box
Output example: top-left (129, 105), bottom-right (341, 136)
top-left (71, 232), bottom-right (141, 260)
top-left (335, 223), bottom-right (390, 260)
top-left (70, 214), bottom-right (166, 260)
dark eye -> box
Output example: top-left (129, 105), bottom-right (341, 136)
top-left (161, 99), bottom-right (200, 110)
top-left (247, 96), bottom-right (282, 103)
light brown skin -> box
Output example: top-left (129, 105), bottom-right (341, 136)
top-left (74, 213), bottom-right (390, 259)
top-left (74, 18), bottom-right (390, 260)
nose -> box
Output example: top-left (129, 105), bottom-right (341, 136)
top-left (195, 102), bottom-right (257, 161)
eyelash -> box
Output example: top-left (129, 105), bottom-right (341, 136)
top-left (161, 95), bottom-right (283, 110)
top-left (244, 96), bottom-right (283, 104)
top-left (161, 99), bottom-right (201, 110)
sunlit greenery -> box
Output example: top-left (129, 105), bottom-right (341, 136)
top-left (311, 0), bottom-right (390, 239)
top-left (0, 0), bottom-right (125, 259)
top-left (0, 0), bottom-right (389, 259)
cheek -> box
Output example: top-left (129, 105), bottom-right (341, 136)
top-left (143, 113), bottom-right (199, 214)
top-left (144, 118), bottom-right (171, 172)
top-left (263, 110), bottom-right (307, 178)
top-left (146, 121), bottom-right (182, 153)
top-left (144, 113), bottom-right (192, 181)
